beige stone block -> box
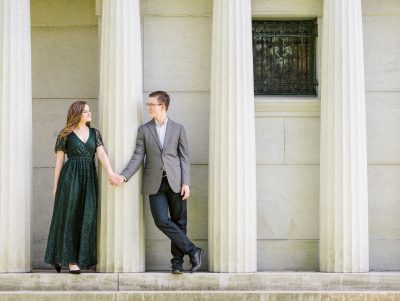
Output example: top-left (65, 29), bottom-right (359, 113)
top-left (32, 168), bottom-right (54, 269)
top-left (2, 272), bottom-right (400, 292)
top-left (255, 118), bottom-right (285, 164)
top-left (2, 291), bottom-right (400, 301)
top-left (143, 17), bottom-right (211, 92)
top-left (285, 118), bottom-right (320, 164)
top-left (187, 166), bottom-right (208, 239)
top-left (368, 166), bottom-right (400, 240)
top-left (31, 0), bottom-right (97, 26)
top-left (141, 0), bottom-right (212, 15)
top-left (116, 292), bottom-right (400, 301)
top-left (370, 239), bottom-right (400, 271)
top-left (33, 240), bottom-right (49, 270)
top-left (257, 240), bottom-right (319, 271)
top-left (145, 240), bottom-right (170, 270)
top-left (252, 0), bottom-right (322, 17)
top-left (256, 165), bottom-right (319, 239)
top-left (33, 99), bottom-right (99, 168)
top-left (117, 271), bottom-right (400, 291)
top-left (362, 0), bottom-right (400, 16)
top-left (366, 93), bottom-right (400, 164)
top-left (145, 239), bottom-right (208, 271)
top-left (0, 273), bottom-right (117, 291)
top-left (32, 27), bottom-right (99, 98)
top-left (0, 292), bottom-right (115, 301)
top-left (364, 16), bottom-right (400, 91)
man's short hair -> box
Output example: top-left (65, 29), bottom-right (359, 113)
top-left (149, 91), bottom-right (170, 111)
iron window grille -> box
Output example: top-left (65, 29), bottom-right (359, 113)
top-left (252, 20), bottom-right (318, 95)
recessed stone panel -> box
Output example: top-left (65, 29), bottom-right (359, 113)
top-left (255, 118), bottom-right (285, 164)
top-left (368, 165), bottom-right (400, 240)
top-left (257, 240), bottom-right (319, 271)
top-left (251, 0), bottom-right (322, 16)
top-left (143, 17), bottom-right (211, 92)
top-left (31, 0), bottom-right (97, 26)
top-left (257, 165), bottom-right (319, 240)
top-left (285, 118), bottom-right (320, 164)
top-left (364, 16), bottom-right (400, 92)
top-left (362, 0), bottom-right (400, 16)
top-left (141, 0), bottom-right (212, 15)
top-left (32, 27), bottom-right (99, 98)
top-left (366, 92), bottom-right (400, 164)
top-left (370, 239), bottom-right (400, 271)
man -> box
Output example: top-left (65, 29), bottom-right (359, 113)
top-left (116, 91), bottom-right (203, 274)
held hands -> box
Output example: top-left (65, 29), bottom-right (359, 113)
top-left (108, 172), bottom-right (125, 186)
top-left (181, 184), bottom-right (190, 200)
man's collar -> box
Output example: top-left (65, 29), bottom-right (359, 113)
top-left (154, 116), bottom-right (168, 127)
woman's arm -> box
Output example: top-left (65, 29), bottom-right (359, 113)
top-left (96, 145), bottom-right (122, 184)
top-left (53, 151), bottom-right (65, 198)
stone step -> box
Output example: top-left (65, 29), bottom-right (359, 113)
top-left (1, 273), bottom-right (400, 301)
top-left (1, 291), bottom-right (400, 301)
top-left (1, 272), bottom-right (400, 292)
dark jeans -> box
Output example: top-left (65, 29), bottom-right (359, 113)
top-left (149, 177), bottom-right (196, 265)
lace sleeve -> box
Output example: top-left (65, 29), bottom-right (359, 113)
top-left (94, 128), bottom-right (104, 147)
top-left (54, 132), bottom-right (67, 153)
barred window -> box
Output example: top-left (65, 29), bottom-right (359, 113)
top-left (252, 20), bottom-right (318, 95)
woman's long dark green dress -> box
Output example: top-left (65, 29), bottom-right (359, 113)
top-left (44, 127), bottom-right (103, 268)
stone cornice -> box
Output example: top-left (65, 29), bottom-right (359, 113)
top-left (255, 97), bottom-right (321, 117)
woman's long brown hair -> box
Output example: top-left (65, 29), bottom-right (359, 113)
top-left (59, 101), bottom-right (90, 139)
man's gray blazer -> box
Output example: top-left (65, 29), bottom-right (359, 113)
top-left (121, 118), bottom-right (191, 195)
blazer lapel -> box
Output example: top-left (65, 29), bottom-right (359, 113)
top-left (147, 119), bottom-right (163, 151)
top-left (162, 119), bottom-right (174, 152)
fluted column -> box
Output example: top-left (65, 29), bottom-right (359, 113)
top-left (209, 0), bottom-right (257, 272)
top-left (320, 0), bottom-right (369, 272)
top-left (0, 0), bottom-right (32, 272)
top-left (97, 0), bottom-right (144, 272)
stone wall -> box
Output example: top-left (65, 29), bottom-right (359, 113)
top-left (363, 0), bottom-right (400, 270)
top-left (30, 0), bottom-right (400, 271)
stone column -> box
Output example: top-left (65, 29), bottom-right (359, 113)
top-left (96, 0), bottom-right (144, 272)
top-left (0, 0), bottom-right (32, 272)
top-left (208, 0), bottom-right (257, 272)
top-left (320, 0), bottom-right (369, 272)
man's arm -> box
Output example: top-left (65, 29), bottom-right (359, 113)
top-left (120, 126), bottom-right (146, 181)
top-left (178, 125), bottom-right (191, 199)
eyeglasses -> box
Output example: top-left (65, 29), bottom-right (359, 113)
top-left (145, 103), bottom-right (163, 107)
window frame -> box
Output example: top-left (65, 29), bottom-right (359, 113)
top-left (252, 20), bottom-right (318, 96)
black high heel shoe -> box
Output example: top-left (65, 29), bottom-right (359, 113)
top-left (54, 263), bottom-right (62, 273)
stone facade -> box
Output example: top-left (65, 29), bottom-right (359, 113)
top-left (0, 0), bottom-right (399, 272)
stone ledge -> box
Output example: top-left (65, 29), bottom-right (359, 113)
top-left (120, 272), bottom-right (400, 291)
top-left (1, 272), bottom-right (400, 292)
top-left (0, 292), bottom-right (114, 301)
top-left (0, 273), bottom-right (117, 291)
top-left (1, 291), bottom-right (400, 301)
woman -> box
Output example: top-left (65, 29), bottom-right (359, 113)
top-left (44, 100), bottom-right (119, 274)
